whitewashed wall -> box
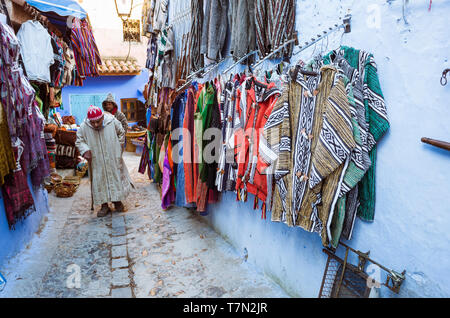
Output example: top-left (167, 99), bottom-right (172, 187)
top-left (77, 0), bottom-right (149, 67)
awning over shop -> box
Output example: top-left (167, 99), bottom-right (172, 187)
top-left (25, 0), bottom-right (87, 19)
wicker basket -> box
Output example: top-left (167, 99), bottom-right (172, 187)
top-left (51, 174), bottom-right (62, 184)
top-left (44, 183), bottom-right (54, 193)
top-left (76, 170), bottom-right (86, 178)
top-left (44, 173), bottom-right (62, 194)
top-left (62, 176), bottom-right (81, 191)
top-left (54, 183), bottom-right (77, 198)
top-left (76, 164), bottom-right (88, 178)
top-left (125, 131), bottom-right (146, 152)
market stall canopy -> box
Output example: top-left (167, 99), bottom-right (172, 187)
top-left (25, 0), bottom-right (87, 19)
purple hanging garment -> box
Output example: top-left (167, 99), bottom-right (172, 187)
top-left (161, 151), bottom-right (175, 210)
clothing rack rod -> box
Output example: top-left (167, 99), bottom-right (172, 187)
top-left (186, 55), bottom-right (230, 81)
top-left (292, 15), bottom-right (351, 58)
top-left (186, 59), bottom-right (218, 80)
top-left (176, 79), bottom-right (192, 93)
top-left (223, 50), bottom-right (260, 75)
top-left (177, 55), bottom-right (231, 92)
top-left (292, 25), bottom-right (342, 57)
top-left (186, 66), bottom-right (207, 80)
top-left (201, 55), bottom-right (232, 78)
top-left (251, 39), bottom-right (296, 70)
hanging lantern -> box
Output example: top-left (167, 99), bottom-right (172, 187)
top-left (114, 0), bottom-right (140, 43)
top-left (123, 19), bottom-right (141, 42)
top-left (114, 0), bottom-right (134, 20)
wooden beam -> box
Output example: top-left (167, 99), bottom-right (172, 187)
top-left (421, 137), bottom-right (450, 152)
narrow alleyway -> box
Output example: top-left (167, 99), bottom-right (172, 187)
top-left (0, 152), bottom-right (288, 298)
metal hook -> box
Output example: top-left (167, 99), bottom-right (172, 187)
top-left (441, 69), bottom-right (449, 86)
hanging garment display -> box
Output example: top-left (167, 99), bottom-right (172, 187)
top-left (157, 26), bottom-right (177, 89)
top-left (62, 42), bottom-right (75, 86)
top-left (50, 33), bottom-right (66, 88)
top-left (138, 1), bottom-right (388, 248)
top-left (189, 0), bottom-right (203, 71)
top-left (201, 0), bottom-right (228, 61)
top-left (215, 77), bottom-right (240, 192)
top-left (0, 20), bottom-right (53, 227)
top-left (2, 159), bottom-right (35, 229)
top-left (16, 20), bottom-right (54, 83)
top-left (0, 101), bottom-right (16, 186)
top-left (142, 0), bottom-right (156, 36)
top-left (229, 0), bottom-right (257, 61)
top-left (255, 0), bottom-right (296, 59)
top-left (24, 104), bottom-right (50, 187)
top-left (171, 92), bottom-right (192, 207)
top-left (152, 0), bottom-right (169, 34)
top-left (146, 34), bottom-right (158, 70)
top-left (263, 67), bottom-right (357, 246)
top-left (235, 77), bottom-right (281, 216)
top-left (70, 18), bottom-right (102, 84)
top-left (161, 133), bottom-right (175, 210)
top-left (183, 83), bottom-right (200, 205)
top-left (334, 46), bottom-right (390, 223)
top-left (194, 82), bottom-right (216, 213)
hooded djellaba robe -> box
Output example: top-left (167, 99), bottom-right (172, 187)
top-left (76, 113), bottom-right (133, 206)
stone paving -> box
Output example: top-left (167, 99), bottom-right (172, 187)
top-left (0, 153), bottom-right (289, 298)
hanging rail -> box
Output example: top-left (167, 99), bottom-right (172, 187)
top-left (251, 39), bottom-right (296, 70)
top-left (201, 55), bottom-right (233, 78)
top-left (223, 50), bottom-right (260, 74)
top-left (180, 14), bottom-right (351, 91)
top-left (251, 14), bottom-right (351, 71)
top-left (177, 55), bottom-right (232, 93)
top-left (291, 13), bottom-right (352, 58)
top-left (186, 56), bottom-right (220, 80)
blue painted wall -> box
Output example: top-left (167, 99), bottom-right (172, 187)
top-left (0, 177), bottom-right (49, 268)
top-left (59, 69), bottom-right (149, 123)
top-left (193, 0), bottom-right (450, 298)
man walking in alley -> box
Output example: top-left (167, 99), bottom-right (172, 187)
top-left (76, 105), bottom-right (133, 217)
top-left (102, 93), bottom-right (128, 133)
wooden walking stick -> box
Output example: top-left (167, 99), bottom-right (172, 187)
top-left (88, 161), bottom-right (94, 211)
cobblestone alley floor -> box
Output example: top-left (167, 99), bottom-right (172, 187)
top-left (0, 152), bottom-right (288, 298)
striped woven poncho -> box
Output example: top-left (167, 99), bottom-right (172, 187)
top-left (255, 0), bottom-right (296, 59)
top-left (327, 47), bottom-right (390, 223)
top-left (262, 66), bottom-right (356, 246)
top-left (70, 18), bottom-right (102, 82)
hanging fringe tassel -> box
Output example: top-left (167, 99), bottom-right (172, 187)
top-left (254, 196), bottom-right (259, 210)
top-left (262, 203), bottom-right (267, 220)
